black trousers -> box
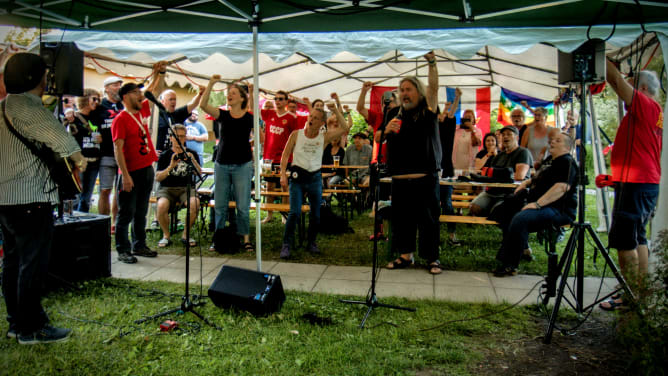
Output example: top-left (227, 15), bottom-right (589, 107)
top-left (390, 174), bottom-right (441, 262)
top-left (0, 203), bottom-right (53, 334)
top-left (116, 166), bottom-right (154, 254)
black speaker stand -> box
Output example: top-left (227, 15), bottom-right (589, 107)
top-left (340, 164), bottom-right (415, 328)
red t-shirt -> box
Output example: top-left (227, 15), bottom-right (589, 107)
top-left (611, 90), bottom-right (663, 183)
top-left (367, 109), bottom-right (388, 164)
top-left (261, 109), bottom-right (299, 163)
top-left (112, 100), bottom-right (158, 172)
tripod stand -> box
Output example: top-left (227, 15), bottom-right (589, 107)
top-left (134, 110), bottom-right (217, 328)
top-left (542, 56), bottom-right (634, 344)
top-left (340, 163), bottom-right (415, 328)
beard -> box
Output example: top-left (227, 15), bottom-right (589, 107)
top-left (402, 100), bottom-right (417, 110)
top-left (110, 92), bottom-right (121, 102)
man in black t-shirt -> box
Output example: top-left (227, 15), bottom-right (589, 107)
top-left (439, 88), bottom-right (462, 245)
top-left (154, 124), bottom-right (201, 247)
top-left (154, 88), bottom-right (204, 153)
top-left (470, 126), bottom-right (532, 217)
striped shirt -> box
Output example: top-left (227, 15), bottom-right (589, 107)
top-left (0, 93), bottom-right (80, 205)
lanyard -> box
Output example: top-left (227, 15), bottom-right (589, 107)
top-left (123, 109), bottom-right (147, 137)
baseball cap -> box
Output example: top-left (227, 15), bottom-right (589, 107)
top-left (3, 53), bottom-right (47, 94)
top-left (103, 76), bottom-right (123, 87)
top-left (119, 82), bottom-right (143, 98)
top-left (500, 126), bottom-right (519, 135)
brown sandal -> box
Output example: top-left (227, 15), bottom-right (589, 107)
top-left (428, 260), bottom-right (443, 275)
top-left (386, 255), bottom-right (414, 269)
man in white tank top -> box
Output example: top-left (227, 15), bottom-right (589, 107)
top-left (278, 102), bottom-right (350, 259)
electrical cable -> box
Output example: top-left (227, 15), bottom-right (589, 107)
top-left (586, 2), bottom-right (618, 42)
top-left (419, 280), bottom-right (542, 332)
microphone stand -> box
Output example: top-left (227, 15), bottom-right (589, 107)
top-left (135, 95), bottom-right (217, 328)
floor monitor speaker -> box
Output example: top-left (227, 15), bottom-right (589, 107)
top-left (208, 266), bottom-right (285, 316)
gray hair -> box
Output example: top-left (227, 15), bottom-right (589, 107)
top-left (399, 76), bottom-right (427, 103)
top-left (637, 70), bottom-right (660, 96)
top-left (561, 132), bottom-right (574, 151)
top-left (534, 107), bottom-right (548, 116)
top-left (160, 89), bottom-right (176, 100)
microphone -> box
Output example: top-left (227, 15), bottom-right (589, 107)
top-left (144, 90), bottom-right (167, 112)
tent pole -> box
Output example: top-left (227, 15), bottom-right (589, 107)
top-left (252, 15), bottom-right (262, 272)
top-left (589, 90), bottom-right (610, 232)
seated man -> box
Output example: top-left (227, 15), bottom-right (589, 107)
top-left (343, 132), bottom-right (372, 186)
top-left (155, 124), bottom-right (201, 247)
top-left (493, 132), bottom-right (577, 276)
top-left (469, 126), bottom-right (532, 217)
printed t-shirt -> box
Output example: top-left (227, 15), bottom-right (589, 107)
top-left (111, 99), bottom-right (158, 172)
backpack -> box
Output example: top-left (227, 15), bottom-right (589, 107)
top-left (319, 203), bottom-right (354, 234)
top-left (213, 226), bottom-right (240, 254)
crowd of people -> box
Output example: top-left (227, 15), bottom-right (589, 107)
top-left (0, 48), bottom-right (662, 343)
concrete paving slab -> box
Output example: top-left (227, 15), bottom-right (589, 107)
top-left (280, 276), bottom-right (319, 292)
top-left (377, 268), bottom-right (434, 284)
top-left (490, 274), bottom-right (544, 289)
top-left (435, 285), bottom-right (497, 303)
top-left (494, 287), bottom-right (541, 306)
top-left (112, 252), bottom-right (183, 267)
top-left (141, 267), bottom-right (209, 284)
top-left (270, 262), bottom-right (327, 279)
top-left (320, 265), bottom-right (372, 281)
top-left (375, 281), bottom-right (434, 300)
top-left (163, 256), bottom-right (225, 272)
top-left (435, 271), bottom-right (493, 288)
top-left (111, 262), bottom-right (162, 280)
top-left (222, 259), bottom-right (277, 272)
top-left (312, 278), bottom-right (370, 297)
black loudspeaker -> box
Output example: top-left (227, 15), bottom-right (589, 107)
top-left (48, 213), bottom-right (112, 285)
top-left (40, 42), bottom-right (84, 96)
top-left (558, 38), bottom-right (607, 84)
top-left (208, 266), bottom-right (285, 316)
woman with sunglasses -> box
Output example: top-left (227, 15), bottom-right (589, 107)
top-left (71, 89), bottom-right (103, 212)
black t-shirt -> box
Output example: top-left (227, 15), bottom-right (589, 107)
top-left (528, 153), bottom-right (578, 219)
top-left (475, 148), bottom-right (488, 159)
top-left (157, 105), bottom-right (191, 152)
top-left (322, 144), bottom-right (345, 174)
top-left (70, 112), bottom-right (101, 159)
top-left (378, 105), bottom-right (442, 176)
top-left (157, 148), bottom-right (201, 187)
top-left (215, 110), bottom-right (253, 165)
top-left (486, 146), bottom-right (533, 176)
top-left (94, 98), bottom-right (124, 157)
top-left (439, 115), bottom-right (456, 177)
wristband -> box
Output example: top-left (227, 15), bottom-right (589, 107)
top-left (534, 202), bottom-right (542, 210)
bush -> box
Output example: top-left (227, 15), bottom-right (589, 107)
top-left (616, 230), bottom-right (668, 375)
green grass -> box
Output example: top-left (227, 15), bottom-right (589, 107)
top-left (0, 278), bottom-right (539, 376)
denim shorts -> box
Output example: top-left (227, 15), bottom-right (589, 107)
top-left (608, 183), bottom-right (659, 250)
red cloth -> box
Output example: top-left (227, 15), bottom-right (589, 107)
top-left (611, 90), bottom-right (663, 183)
top-left (369, 86), bottom-right (396, 116)
top-left (367, 109), bottom-right (388, 164)
top-left (475, 87), bottom-right (491, 136)
top-left (595, 174), bottom-right (614, 188)
top-left (111, 100), bottom-right (158, 172)
top-left (261, 109), bottom-right (299, 163)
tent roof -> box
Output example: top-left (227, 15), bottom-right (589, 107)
top-left (2, 0), bottom-right (668, 33)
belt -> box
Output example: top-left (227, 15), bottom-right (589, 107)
top-left (85, 157), bottom-right (99, 162)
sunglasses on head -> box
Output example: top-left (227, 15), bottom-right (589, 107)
top-left (275, 97), bottom-right (286, 101)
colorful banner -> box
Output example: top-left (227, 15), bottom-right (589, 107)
top-left (497, 88), bottom-right (555, 126)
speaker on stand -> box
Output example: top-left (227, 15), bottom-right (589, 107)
top-left (40, 42), bottom-right (84, 97)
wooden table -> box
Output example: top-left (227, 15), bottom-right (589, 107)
top-left (379, 177), bottom-right (520, 188)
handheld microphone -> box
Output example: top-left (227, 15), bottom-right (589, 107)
top-left (144, 91), bottom-right (167, 112)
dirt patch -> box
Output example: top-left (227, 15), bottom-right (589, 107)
top-left (472, 313), bottom-right (625, 375)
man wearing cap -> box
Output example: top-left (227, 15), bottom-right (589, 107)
top-left (343, 132), bottom-right (372, 187)
top-left (184, 109), bottom-right (209, 165)
top-left (0, 53), bottom-right (86, 344)
top-left (153, 87), bottom-right (205, 153)
top-left (111, 62), bottom-right (166, 264)
top-left (469, 126), bottom-right (532, 217)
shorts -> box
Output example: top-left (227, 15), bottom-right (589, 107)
top-left (156, 186), bottom-right (197, 206)
top-left (609, 183), bottom-right (659, 251)
top-left (470, 191), bottom-right (505, 216)
top-left (98, 156), bottom-right (118, 190)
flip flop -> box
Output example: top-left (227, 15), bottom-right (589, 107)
top-left (386, 255), bottom-right (414, 269)
top-left (599, 298), bottom-right (627, 311)
top-left (428, 260), bottom-right (443, 275)
top-left (158, 238), bottom-right (171, 248)
top-left (181, 238), bottom-right (197, 247)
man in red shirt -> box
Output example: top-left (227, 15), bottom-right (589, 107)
top-left (602, 59), bottom-right (663, 310)
top-left (112, 63), bottom-right (165, 263)
top-left (261, 91), bottom-right (301, 224)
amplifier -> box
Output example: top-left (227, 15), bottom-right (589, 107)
top-left (208, 266), bottom-right (285, 316)
top-left (49, 212), bottom-right (111, 284)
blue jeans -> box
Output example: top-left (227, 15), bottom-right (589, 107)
top-left (0, 203), bottom-right (53, 334)
top-left (498, 206), bottom-right (572, 269)
top-left (214, 161), bottom-right (252, 235)
top-left (283, 171), bottom-right (322, 247)
top-left (115, 166), bottom-right (154, 254)
top-left (77, 160), bottom-right (100, 212)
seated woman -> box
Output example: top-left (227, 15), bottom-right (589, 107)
top-left (493, 132), bottom-right (578, 277)
top-left (322, 137), bottom-right (345, 187)
top-left (474, 132), bottom-right (498, 171)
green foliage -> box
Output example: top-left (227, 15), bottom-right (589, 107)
top-left (206, 89), bottom-right (227, 108)
top-left (347, 110), bottom-right (370, 144)
top-left (615, 230), bottom-right (668, 375)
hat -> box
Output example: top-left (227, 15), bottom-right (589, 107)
top-left (103, 76), bottom-right (123, 87)
top-left (119, 82), bottom-right (143, 99)
top-left (500, 126), bottom-right (519, 135)
top-left (3, 53), bottom-right (47, 94)
top-left (352, 132), bottom-right (368, 140)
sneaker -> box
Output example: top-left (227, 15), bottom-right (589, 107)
top-left (6, 325), bottom-right (17, 339)
top-left (307, 243), bottom-right (321, 255)
top-left (18, 325), bottom-right (71, 345)
top-left (133, 246), bottom-right (158, 258)
top-left (118, 252), bottom-right (138, 264)
top-left (280, 244), bottom-right (290, 259)
top-left (493, 266), bottom-right (518, 277)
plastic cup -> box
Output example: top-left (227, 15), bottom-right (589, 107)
top-left (395, 119), bottom-right (402, 133)
top-left (262, 159), bottom-right (272, 173)
top-left (333, 156), bottom-right (340, 167)
top-left (455, 169), bottom-right (463, 177)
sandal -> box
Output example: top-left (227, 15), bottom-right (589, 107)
top-left (181, 238), bottom-right (197, 247)
top-left (243, 242), bottom-right (254, 252)
top-left (208, 243), bottom-right (216, 252)
top-left (599, 298), bottom-right (627, 311)
top-left (158, 238), bottom-right (171, 248)
top-left (428, 260), bottom-right (443, 275)
top-left (386, 255), bottom-right (414, 269)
